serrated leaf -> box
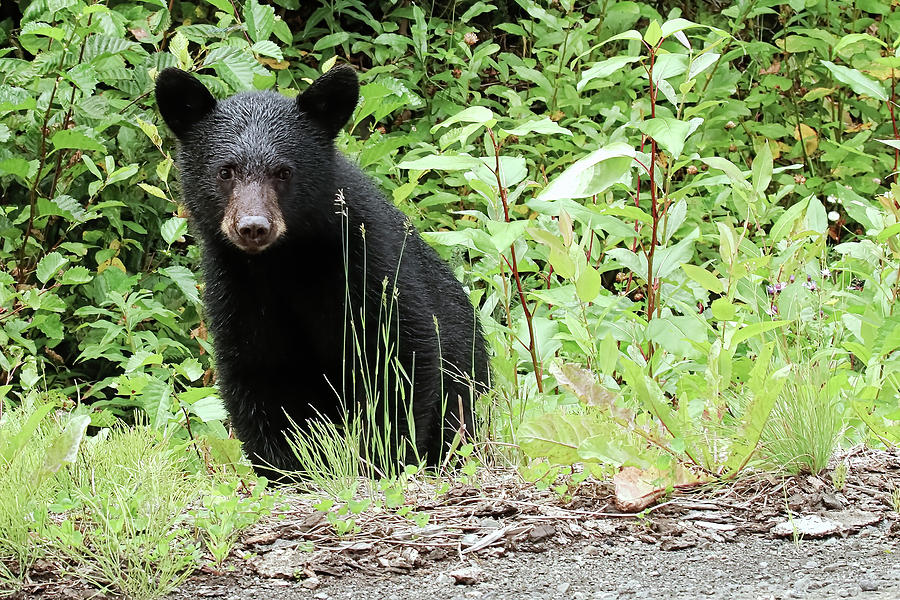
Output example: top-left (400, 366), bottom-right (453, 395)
top-left (251, 40), bottom-right (283, 61)
top-left (160, 265), bottom-right (200, 305)
top-left (161, 217), bottom-right (188, 245)
top-left (36, 252), bottom-right (68, 284)
top-left (60, 266), bottom-right (93, 285)
top-left (244, 0), bottom-right (275, 43)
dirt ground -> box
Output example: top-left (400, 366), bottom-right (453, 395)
top-left (15, 448), bottom-right (900, 599)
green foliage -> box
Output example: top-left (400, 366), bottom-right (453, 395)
top-left (2, 0), bottom-right (900, 580)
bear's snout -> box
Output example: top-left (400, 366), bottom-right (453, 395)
top-left (221, 180), bottom-right (285, 253)
top-left (237, 215), bottom-right (272, 247)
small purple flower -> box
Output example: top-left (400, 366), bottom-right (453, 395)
top-left (803, 278), bottom-right (817, 291)
top-left (765, 304), bottom-right (779, 316)
top-left (775, 281), bottom-right (787, 292)
top-left (789, 275), bottom-right (796, 283)
top-left (766, 284), bottom-right (776, 296)
top-left (821, 268), bottom-right (831, 279)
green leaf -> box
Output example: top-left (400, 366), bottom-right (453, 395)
top-left (432, 106), bottom-right (495, 131)
top-left (643, 20), bottom-right (663, 46)
top-left (538, 142), bottom-right (634, 201)
top-left (244, 0), bottom-right (274, 43)
top-left (638, 117), bottom-right (701, 159)
top-left (575, 263), bottom-right (602, 303)
top-left (0, 158), bottom-right (39, 181)
top-left (161, 217), bottom-right (189, 245)
top-left (251, 40), bottom-right (282, 61)
top-left (51, 130), bottom-right (105, 154)
top-left (711, 298), bottom-right (737, 321)
top-left (160, 266), bottom-right (201, 305)
top-left (577, 56), bottom-right (641, 92)
top-left (60, 266), bottom-right (93, 285)
top-left (502, 117), bottom-right (572, 137)
top-left (519, 412), bottom-right (600, 465)
top-left (140, 377), bottom-right (173, 430)
top-left (36, 252), bottom-right (68, 284)
top-left (396, 154), bottom-right (481, 171)
top-left (40, 415), bottom-right (90, 476)
top-left (820, 60), bottom-right (887, 101)
top-left (729, 320), bottom-right (790, 348)
top-left (313, 31), bottom-right (351, 51)
top-left (681, 263), bottom-right (723, 294)
top-left (769, 196), bottom-right (811, 243)
top-left (205, 0), bottom-right (235, 14)
top-left (751, 141), bottom-right (773, 198)
top-left (833, 33), bottom-right (885, 56)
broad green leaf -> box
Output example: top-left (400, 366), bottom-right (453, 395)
top-left (538, 142), bottom-right (634, 201)
top-left (600, 30), bottom-right (643, 46)
top-left (51, 130), bottom-right (105, 153)
top-left (432, 106), bottom-right (495, 131)
top-left (396, 154), bottom-right (481, 171)
top-left (577, 56), bottom-right (641, 92)
top-left (160, 265), bottom-right (201, 305)
top-left (161, 217), bottom-right (189, 245)
top-left (769, 196), bottom-right (811, 243)
top-left (638, 117), bottom-right (700, 159)
top-left (502, 118), bottom-right (572, 137)
top-left (140, 377), bottom-right (173, 430)
top-left (729, 320), bottom-right (790, 348)
top-left (752, 141), bottom-right (773, 198)
top-left (660, 18), bottom-right (705, 38)
top-left (519, 412), bottom-right (601, 465)
top-left (833, 33), bottom-right (885, 56)
top-left (36, 252), bottom-right (68, 284)
top-left (244, 0), bottom-right (274, 43)
top-left (40, 415), bottom-right (90, 475)
top-left (575, 263), bottom-right (602, 303)
top-left (681, 263), bottom-right (723, 294)
top-left (60, 266), bottom-right (93, 285)
top-left (205, 0), bottom-right (235, 15)
top-left (711, 298), bottom-right (737, 321)
top-left (820, 60), bottom-right (887, 101)
top-left (621, 358), bottom-right (681, 439)
top-left (644, 20), bottom-right (663, 46)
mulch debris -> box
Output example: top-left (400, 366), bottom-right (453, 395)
top-left (235, 447), bottom-right (899, 584)
top-left (11, 447), bottom-right (899, 598)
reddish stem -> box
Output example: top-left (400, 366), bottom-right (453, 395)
top-left (488, 129), bottom-right (543, 392)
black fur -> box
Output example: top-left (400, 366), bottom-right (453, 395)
top-left (155, 66), bottom-right (489, 473)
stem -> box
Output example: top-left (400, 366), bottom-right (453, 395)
top-left (488, 129), bottom-right (543, 392)
top-left (889, 74), bottom-right (899, 173)
top-left (17, 77), bottom-right (61, 283)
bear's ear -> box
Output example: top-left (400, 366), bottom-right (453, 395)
top-left (296, 65), bottom-right (359, 138)
top-left (155, 68), bottom-right (217, 138)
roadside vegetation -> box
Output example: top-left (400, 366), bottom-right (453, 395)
top-left (1, 0), bottom-right (899, 596)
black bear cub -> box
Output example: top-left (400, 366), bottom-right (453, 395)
top-left (155, 65), bottom-right (489, 474)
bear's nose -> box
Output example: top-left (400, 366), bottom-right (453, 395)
top-left (237, 215), bottom-right (271, 244)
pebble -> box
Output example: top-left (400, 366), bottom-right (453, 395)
top-left (837, 585), bottom-right (861, 598)
top-left (437, 573), bottom-right (453, 585)
top-left (859, 580), bottom-right (879, 591)
top-left (557, 582), bottom-right (571, 594)
top-left (302, 576), bottom-right (321, 590)
top-left (803, 560), bottom-right (819, 570)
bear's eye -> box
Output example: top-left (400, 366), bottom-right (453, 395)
top-left (218, 166), bottom-right (234, 181)
top-left (276, 168), bottom-right (292, 181)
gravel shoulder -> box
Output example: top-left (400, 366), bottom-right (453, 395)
top-left (177, 531), bottom-right (900, 600)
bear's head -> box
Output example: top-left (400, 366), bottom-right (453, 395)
top-left (155, 65), bottom-right (359, 254)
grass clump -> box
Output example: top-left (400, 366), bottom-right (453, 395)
top-left (0, 402), bottom-right (276, 599)
top-left (758, 366), bottom-right (844, 475)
